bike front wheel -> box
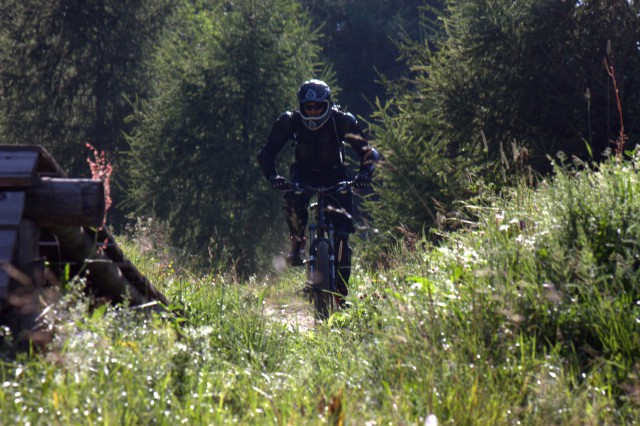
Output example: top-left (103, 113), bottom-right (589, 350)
top-left (313, 240), bottom-right (333, 320)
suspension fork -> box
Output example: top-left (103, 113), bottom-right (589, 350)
top-left (327, 226), bottom-right (336, 292)
top-left (308, 198), bottom-right (337, 293)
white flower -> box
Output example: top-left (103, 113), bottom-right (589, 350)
top-left (425, 414), bottom-right (438, 426)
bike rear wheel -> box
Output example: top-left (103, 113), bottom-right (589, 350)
top-left (313, 240), bottom-right (333, 320)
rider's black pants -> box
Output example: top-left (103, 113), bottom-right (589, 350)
top-left (284, 164), bottom-right (353, 295)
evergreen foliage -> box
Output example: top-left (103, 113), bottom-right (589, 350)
top-left (367, 0), bottom-right (640, 244)
top-left (0, 0), bottom-right (176, 176)
top-left (126, 0), bottom-right (325, 274)
top-left (426, 0), bottom-right (640, 172)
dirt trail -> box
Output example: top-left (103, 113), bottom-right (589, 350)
top-left (264, 298), bottom-right (316, 333)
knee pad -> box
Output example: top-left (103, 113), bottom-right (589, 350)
top-left (284, 193), bottom-right (309, 237)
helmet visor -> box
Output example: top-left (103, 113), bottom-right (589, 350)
top-left (300, 100), bottom-right (329, 119)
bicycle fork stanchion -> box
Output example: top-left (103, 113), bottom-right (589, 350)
top-left (307, 224), bottom-right (317, 288)
top-left (328, 226), bottom-right (336, 295)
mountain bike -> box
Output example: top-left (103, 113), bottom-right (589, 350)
top-left (283, 181), bottom-right (353, 320)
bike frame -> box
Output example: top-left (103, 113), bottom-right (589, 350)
top-left (308, 191), bottom-right (336, 295)
top-left (288, 181), bottom-right (352, 313)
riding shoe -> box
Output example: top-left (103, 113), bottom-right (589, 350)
top-left (335, 296), bottom-right (351, 310)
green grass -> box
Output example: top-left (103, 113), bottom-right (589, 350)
top-left (2, 156), bottom-right (640, 424)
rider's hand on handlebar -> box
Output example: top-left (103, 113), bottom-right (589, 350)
top-left (269, 175), bottom-right (287, 190)
top-left (353, 172), bottom-right (371, 189)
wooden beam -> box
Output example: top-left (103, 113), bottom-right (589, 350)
top-left (0, 191), bottom-right (25, 227)
top-left (0, 151), bottom-right (39, 187)
top-left (0, 145), bottom-right (66, 182)
top-left (0, 230), bottom-right (17, 298)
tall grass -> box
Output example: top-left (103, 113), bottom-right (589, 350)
top-left (1, 155), bottom-right (639, 424)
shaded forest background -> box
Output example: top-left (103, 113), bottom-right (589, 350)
top-left (1, 0), bottom-right (639, 275)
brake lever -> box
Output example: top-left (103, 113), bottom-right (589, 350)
top-left (288, 182), bottom-right (304, 194)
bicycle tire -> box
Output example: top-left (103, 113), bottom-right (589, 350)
top-left (313, 240), bottom-right (333, 320)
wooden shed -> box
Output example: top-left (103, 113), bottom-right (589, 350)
top-left (0, 145), bottom-right (169, 348)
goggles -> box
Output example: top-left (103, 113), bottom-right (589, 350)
top-left (302, 103), bottom-right (326, 112)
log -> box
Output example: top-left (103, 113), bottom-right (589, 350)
top-left (24, 178), bottom-right (105, 228)
top-left (48, 226), bottom-right (146, 305)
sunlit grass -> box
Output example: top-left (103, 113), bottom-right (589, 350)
top-left (2, 156), bottom-right (640, 424)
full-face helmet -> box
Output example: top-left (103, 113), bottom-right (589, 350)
top-left (297, 79), bottom-right (332, 130)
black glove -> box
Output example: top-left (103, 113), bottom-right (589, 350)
top-left (269, 175), bottom-right (287, 190)
top-left (353, 172), bottom-right (371, 189)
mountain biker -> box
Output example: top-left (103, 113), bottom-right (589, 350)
top-left (257, 79), bottom-right (379, 302)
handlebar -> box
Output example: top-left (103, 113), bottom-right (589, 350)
top-left (280, 181), bottom-right (353, 220)
top-left (279, 180), bottom-right (354, 194)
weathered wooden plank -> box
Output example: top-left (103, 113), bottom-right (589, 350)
top-left (0, 145), bottom-right (66, 178)
top-left (0, 229), bottom-right (17, 262)
top-left (0, 151), bottom-right (39, 187)
top-left (0, 230), bottom-right (17, 298)
top-left (0, 192), bottom-right (25, 227)
top-left (0, 269), bottom-right (7, 299)
top-left (17, 219), bottom-right (40, 280)
top-left (0, 228), bottom-right (18, 263)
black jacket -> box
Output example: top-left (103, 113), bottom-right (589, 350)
top-left (257, 107), bottom-right (376, 180)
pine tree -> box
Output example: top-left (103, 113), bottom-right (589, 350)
top-left (424, 0), bottom-right (640, 173)
top-left (0, 0), bottom-right (176, 176)
top-left (127, 0), bottom-right (325, 274)
top-left (367, 0), bottom-right (640, 246)
top-left (300, 0), bottom-right (427, 117)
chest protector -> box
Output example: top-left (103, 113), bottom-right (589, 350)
top-left (291, 109), bottom-right (346, 172)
